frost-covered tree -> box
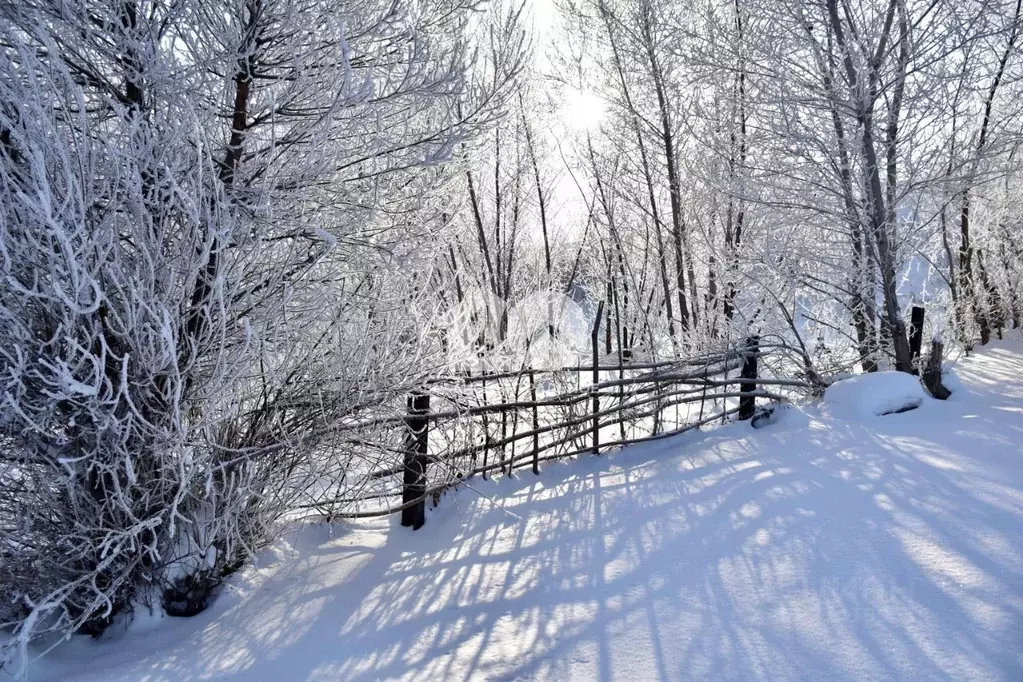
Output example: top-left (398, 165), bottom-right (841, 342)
top-left (0, 0), bottom-right (523, 663)
top-left (554, 0), bottom-right (1023, 373)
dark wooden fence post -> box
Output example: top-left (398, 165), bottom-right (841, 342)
top-left (591, 300), bottom-right (604, 455)
top-left (909, 305), bottom-right (925, 372)
top-left (480, 366), bottom-right (489, 480)
top-left (738, 335), bottom-right (759, 420)
top-left (401, 390), bottom-right (430, 530)
top-left (500, 399), bottom-right (509, 477)
top-left (529, 368), bottom-right (540, 475)
top-left (652, 379), bottom-right (662, 435)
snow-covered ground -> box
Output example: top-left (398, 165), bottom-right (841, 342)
top-left (14, 342), bottom-right (1023, 681)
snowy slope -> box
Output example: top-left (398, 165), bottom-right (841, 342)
top-left (13, 342), bottom-right (1023, 682)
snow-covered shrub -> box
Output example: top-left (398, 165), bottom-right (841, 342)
top-left (0, 19), bottom-right (256, 648)
top-left (0, 0), bottom-right (523, 668)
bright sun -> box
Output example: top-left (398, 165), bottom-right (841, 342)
top-left (562, 88), bottom-right (606, 131)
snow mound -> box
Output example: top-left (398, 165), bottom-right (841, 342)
top-left (824, 370), bottom-right (927, 418)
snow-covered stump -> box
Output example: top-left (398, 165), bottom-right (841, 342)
top-left (923, 338), bottom-right (952, 400)
top-left (738, 336), bottom-right (760, 420)
top-left (401, 391), bottom-right (430, 530)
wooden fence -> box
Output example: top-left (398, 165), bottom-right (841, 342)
top-left (309, 328), bottom-right (815, 529)
top-left (300, 305), bottom-right (939, 530)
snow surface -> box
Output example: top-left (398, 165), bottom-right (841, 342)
top-left (823, 370), bottom-right (928, 418)
top-left (11, 342), bottom-right (1023, 681)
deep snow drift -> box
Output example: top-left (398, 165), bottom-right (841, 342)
top-left (10, 342), bottom-right (1023, 681)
